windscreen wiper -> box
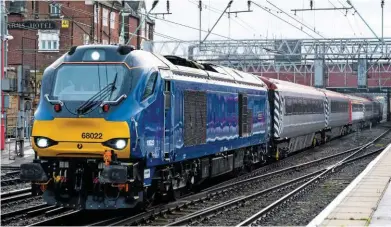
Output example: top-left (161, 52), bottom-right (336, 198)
top-left (76, 74), bottom-right (117, 115)
top-left (108, 74), bottom-right (118, 101)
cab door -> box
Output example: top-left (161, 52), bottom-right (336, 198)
top-left (163, 80), bottom-right (174, 162)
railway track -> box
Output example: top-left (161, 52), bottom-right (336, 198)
top-left (91, 129), bottom-right (390, 226)
top-left (1, 204), bottom-right (76, 226)
top-left (1, 204), bottom-right (49, 220)
top-left (1, 178), bottom-right (23, 186)
top-left (1, 166), bottom-right (21, 171)
top-left (1, 188), bottom-right (33, 204)
top-left (1, 170), bottom-right (23, 185)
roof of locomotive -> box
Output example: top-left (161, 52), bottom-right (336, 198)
top-left (47, 45), bottom-right (267, 88)
top-left (156, 55), bottom-right (267, 88)
top-left (51, 45), bottom-right (133, 65)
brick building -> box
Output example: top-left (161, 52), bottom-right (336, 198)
top-left (6, 0), bottom-right (155, 73)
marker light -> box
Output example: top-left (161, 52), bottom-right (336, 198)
top-left (37, 138), bottom-right (49, 148)
top-left (115, 139), bottom-right (126, 150)
top-left (91, 51), bottom-right (100, 60)
top-left (54, 104), bottom-right (62, 112)
top-left (102, 104), bottom-right (110, 112)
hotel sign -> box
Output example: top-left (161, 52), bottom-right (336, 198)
top-left (8, 21), bottom-right (57, 30)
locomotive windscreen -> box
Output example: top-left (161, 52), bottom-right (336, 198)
top-left (52, 64), bottom-right (127, 101)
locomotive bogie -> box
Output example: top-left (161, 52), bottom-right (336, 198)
top-left (21, 156), bottom-right (146, 209)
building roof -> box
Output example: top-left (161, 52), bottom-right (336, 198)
top-left (125, 0), bottom-right (155, 24)
top-left (128, 1), bottom-right (143, 11)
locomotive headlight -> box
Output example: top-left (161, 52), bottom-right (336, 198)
top-left (36, 138), bottom-right (49, 148)
top-left (115, 139), bottom-right (126, 150)
top-left (34, 137), bottom-right (58, 148)
top-left (102, 138), bottom-right (128, 150)
top-left (91, 51), bottom-right (100, 60)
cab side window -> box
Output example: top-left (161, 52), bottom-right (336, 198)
top-left (142, 72), bottom-right (158, 100)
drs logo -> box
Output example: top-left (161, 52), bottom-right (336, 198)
top-left (81, 132), bottom-right (103, 139)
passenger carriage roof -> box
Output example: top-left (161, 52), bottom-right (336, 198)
top-left (318, 88), bottom-right (350, 100)
top-left (259, 76), bottom-right (325, 96)
top-left (343, 94), bottom-right (372, 104)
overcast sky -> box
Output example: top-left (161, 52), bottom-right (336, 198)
top-left (144, 0), bottom-right (391, 41)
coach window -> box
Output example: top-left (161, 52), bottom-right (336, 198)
top-left (285, 97), bottom-right (292, 115)
top-left (317, 100), bottom-right (321, 113)
top-left (142, 72), bottom-right (158, 100)
top-left (317, 100), bottom-right (322, 113)
top-left (309, 99), bottom-right (313, 113)
top-left (298, 98), bottom-right (302, 114)
top-left (303, 98), bottom-right (308, 114)
top-left (304, 99), bottom-right (308, 114)
top-left (320, 100), bottom-right (324, 113)
top-left (292, 99), bottom-right (297, 115)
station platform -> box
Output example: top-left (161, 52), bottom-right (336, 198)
top-left (1, 139), bottom-right (34, 167)
top-left (308, 143), bottom-right (391, 227)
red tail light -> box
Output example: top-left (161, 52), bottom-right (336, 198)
top-left (102, 104), bottom-right (110, 112)
top-left (54, 104), bottom-right (62, 112)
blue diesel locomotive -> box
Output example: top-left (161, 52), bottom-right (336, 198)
top-left (20, 44), bottom-right (382, 210)
top-left (20, 45), bottom-right (270, 209)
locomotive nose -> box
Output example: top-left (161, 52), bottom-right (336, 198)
top-left (32, 118), bottom-right (131, 159)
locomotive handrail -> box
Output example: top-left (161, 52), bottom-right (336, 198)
top-left (99, 94), bottom-right (127, 106)
top-left (131, 117), bottom-right (139, 149)
top-left (44, 94), bottom-right (64, 106)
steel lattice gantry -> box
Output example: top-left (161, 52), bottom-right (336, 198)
top-left (142, 38), bottom-right (391, 92)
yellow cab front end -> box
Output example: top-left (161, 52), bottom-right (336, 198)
top-left (32, 118), bottom-right (130, 159)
